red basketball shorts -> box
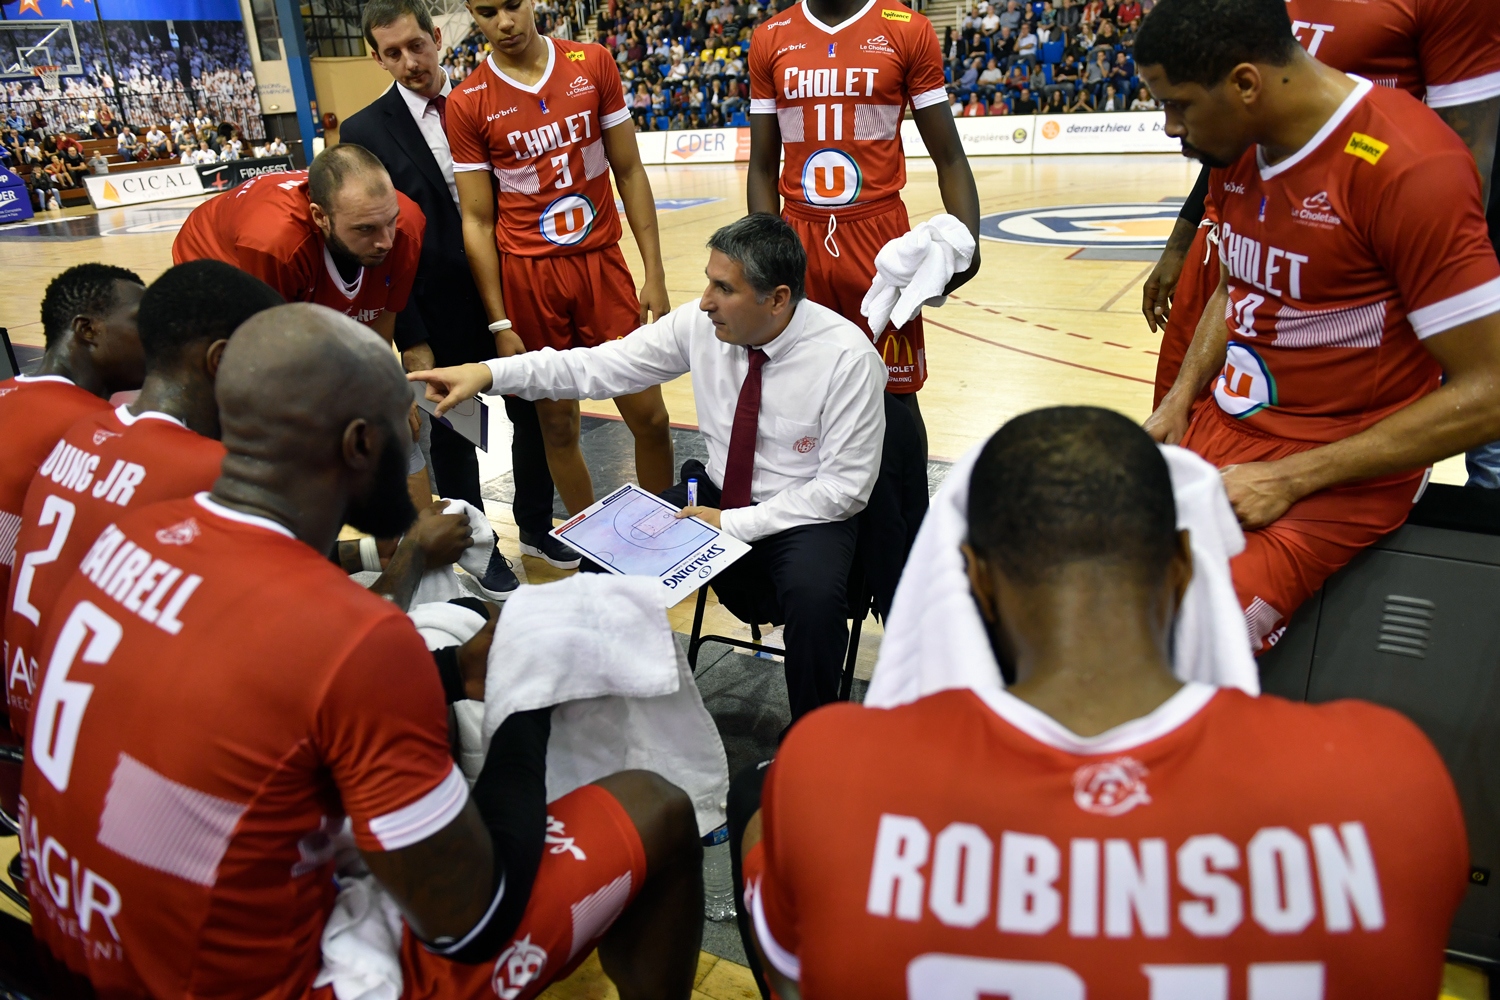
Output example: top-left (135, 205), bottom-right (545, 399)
top-left (1153, 221), bottom-right (1219, 410)
top-left (311, 783), bottom-right (647, 1000)
top-left (784, 196), bottom-right (922, 393)
top-left (501, 245), bottom-right (642, 353)
top-left (1181, 403), bottom-right (1428, 652)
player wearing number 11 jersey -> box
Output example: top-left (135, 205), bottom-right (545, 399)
top-left (1137, 0), bottom-right (1500, 651)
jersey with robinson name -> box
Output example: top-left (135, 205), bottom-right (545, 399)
top-left (1286, 0), bottom-right (1500, 107)
top-left (749, 684), bottom-right (1468, 999)
top-left (20, 494), bottom-right (462, 998)
top-left (171, 170), bottom-right (424, 326)
top-left (4, 406), bottom-right (224, 740)
top-left (749, 0), bottom-right (947, 210)
top-left (1206, 78), bottom-right (1500, 444)
top-left (0, 376), bottom-right (110, 665)
top-left (446, 38), bottom-right (630, 257)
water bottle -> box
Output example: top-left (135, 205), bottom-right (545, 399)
top-left (702, 824), bottom-right (736, 921)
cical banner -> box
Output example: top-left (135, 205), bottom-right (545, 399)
top-left (196, 156), bottom-right (294, 193)
top-left (0, 167), bottom-right (36, 224)
top-left (84, 164), bottom-right (204, 209)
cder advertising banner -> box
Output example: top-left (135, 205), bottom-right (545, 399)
top-left (85, 164), bottom-right (204, 208)
top-left (0, 168), bottom-right (36, 224)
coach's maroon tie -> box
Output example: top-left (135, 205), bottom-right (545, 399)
top-left (719, 347), bottom-right (767, 509)
top-left (428, 94), bottom-right (447, 131)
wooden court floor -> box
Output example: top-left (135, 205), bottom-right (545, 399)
top-left (0, 155), bottom-right (1484, 1000)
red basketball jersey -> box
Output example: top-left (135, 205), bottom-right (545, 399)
top-left (5, 407), bottom-right (224, 739)
top-left (20, 494), bottom-right (461, 998)
top-left (748, 0), bottom-right (947, 209)
top-left (1206, 79), bottom-right (1500, 445)
top-left (749, 685), bottom-right (1468, 999)
top-left (171, 171), bottom-right (424, 325)
top-left (446, 38), bottom-right (631, 257)
top-left (0, 376), bottom-right (110, 664)
top-left (1285, 0), bottom-right (1500, 107)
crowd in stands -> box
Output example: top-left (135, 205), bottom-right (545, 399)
top-left (441, 0), bottom-right (577, 81)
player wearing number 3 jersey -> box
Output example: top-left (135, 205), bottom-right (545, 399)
top-left (742, 409), bottom-right (1469, 1000)
top-left (446, 0), bottom-right (676, 516)
top-left (1138, 0), bottom-right (1500, 650)
top-left (748, 0), bottom-right (980, 456)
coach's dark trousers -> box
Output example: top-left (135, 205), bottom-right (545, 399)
top-left (428, 395), bottom-right (555, 535)
top-left (664, 460), bottom-right (858, 721)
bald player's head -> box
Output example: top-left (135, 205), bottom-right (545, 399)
top-left (216, 303), bottom-right (417, 538)
top-left (307, 144), bottom-right (400, 270)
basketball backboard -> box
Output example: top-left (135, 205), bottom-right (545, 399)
top-left (0, 21), bottom-right (83, 80)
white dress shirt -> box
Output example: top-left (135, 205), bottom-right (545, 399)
top-left (484, 300), bottom-right (888, 543)
top-left (395, 69), bottom-right (458, 207)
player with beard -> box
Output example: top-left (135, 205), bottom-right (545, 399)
top-left (0, 264), bottom-right (143, 688)
top-left (172, 144), bottom-right (425, 344)
top-left (1137, 0), bottom-right (1500, 650)
top-left (18, 303), bottom-right (704, 1000)
top-left (1141, 0), bottom-right (1500, 408)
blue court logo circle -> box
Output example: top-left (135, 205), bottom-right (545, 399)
top-left (980, 202), bottom-right (1182, 249)
top-left (540, 193), bottom-right (596, 246)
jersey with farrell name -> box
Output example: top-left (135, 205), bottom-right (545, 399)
top-left (1286, 0), bottom-right (1500, 107)
top-left (748, 684), bottom-right (1468, 999)
top-left (4, 407), bottom-right (224, 740)
top-left (20, 494), bottom-right (462, 998)
top-left (0, 376), bottom-right (110, 663)
top-left (446, 38), bottom-right (630, 256)
top-left (748, 0), bottom-right (947, 209)
top-left (171, 171), bottom-right (424, 325)
top-left (1206, 78), bottom-right (1500, 444)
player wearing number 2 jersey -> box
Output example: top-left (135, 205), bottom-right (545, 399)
top-left (748, 0), bottom-right (980, 455)
top-left (1138, 0), bottom-right (1500, 650)
top-left (0, 265), bottom-right (143, 692)
top-left (446, 0), bottom-right (675, 516)
top-left (742, 409), bottom-right (1469, 999)
top-left (4, 262), bottom-right (283, 739)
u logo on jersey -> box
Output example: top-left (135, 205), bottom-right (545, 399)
top-left (1214, 342), bottom-right (1278, 419)
top-left (540, 194), bottom-right (595, 246)
top-left (801, 148), bottom-right (862, 207)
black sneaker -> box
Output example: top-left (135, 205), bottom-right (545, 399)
top-left (518, 528), bottom-right (582, 570)
top-left (471, 546), bottom-right (520, 601)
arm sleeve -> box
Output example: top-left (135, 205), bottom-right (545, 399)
top-left (484, 304), bottom-right (694, 400)
top-left (749, 31), bottom-right (777, 114)
top-left (719, 351), bottom-right (887, 543)
top-left (1419, 0), bottom-right (1500, 107)
top-left (748, 758), bottom-right (801, 980)
top-left (1177, 164), bottom-right (1210, 227)
top-left (1368, 147), bottom-right (1500, 339)
top-left (317, 614), bottom-right (465, 853)
top-left (445, 89), bottom-right (492, 173)
top-left (905, 20), bottom-right (950, 110)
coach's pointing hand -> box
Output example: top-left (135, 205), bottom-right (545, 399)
top-left (407, 363), bottom-right (494, 417)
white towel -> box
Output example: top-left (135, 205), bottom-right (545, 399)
top-left (408, 499), bottom-right (497, 606)
top-left (860, 214), bottom-right (977, 336)
top-left (314, 874), bottom-right (407, 1000)
top-left (479, 573), bottom-right (731, 836)
top-left (864, 442), bottom-right (1258, 709)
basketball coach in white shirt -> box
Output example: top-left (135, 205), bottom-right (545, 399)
top-left (411, 214), bottom-right (888, 720)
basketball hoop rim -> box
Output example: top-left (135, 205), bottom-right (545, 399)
top-left (32, 64), bottom-right (62, 91)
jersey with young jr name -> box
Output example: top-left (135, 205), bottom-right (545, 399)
top-left (4, 406), bottom-right (224, 740)
top-left (749, 684), bottom-right (1468, 999)
top-left (748, 0), bottom-right (947, 209)
top-left (446, 37), bottom-right (631, 257)
top-left (1206, 77), bottom-right (1500, 445)
top-left (1285, 0), bottom-right (1500, 107)
top-left (19, 494), bottom-right (460, 998)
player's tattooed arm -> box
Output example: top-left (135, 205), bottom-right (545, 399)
top-left (747, 113), bottom-right (783, 216)
top-left (455, 171), bottom-right (524, 357)
top-left (1144, 268), bottom-right (1228, 445)
top-left (1433, 96), bottom-right (1499, 206)
top-left (362, 800), bottom-right (500, 944)
top-left (604, 121), bottom-right (672, 323)
top-left (911, 103), bottom-right (982, 294)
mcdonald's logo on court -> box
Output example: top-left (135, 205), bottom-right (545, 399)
top-left (800, 148), bottom-right (861, 207)
top-left (539, 193), bottom-right (596, 246)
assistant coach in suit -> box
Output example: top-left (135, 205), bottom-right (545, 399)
top-left (341, 0), bottom-right (581, 574)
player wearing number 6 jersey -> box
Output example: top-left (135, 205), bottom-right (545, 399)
top-left (747, 0), bottom-right (980, 456)
top-left (1138, 0), bottom-right (1500, 650)
top-left (446, 0), bottom-right (675, 516)
top-left (4, 262), bottom-right (283, 740)
top-left (742, 409), bottom-right (1469, 999)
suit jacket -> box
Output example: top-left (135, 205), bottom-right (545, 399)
top-left (339, 85), bottom-right (493, 364)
